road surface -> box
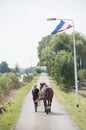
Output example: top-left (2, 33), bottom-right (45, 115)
top-left (15, 73), bottom-right (80, 130)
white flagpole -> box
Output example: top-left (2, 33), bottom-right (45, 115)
top-left (72, 19), bottom-right (79, 107)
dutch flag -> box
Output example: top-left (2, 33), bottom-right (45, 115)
top-left (51, 20), bottom-right (73, 35)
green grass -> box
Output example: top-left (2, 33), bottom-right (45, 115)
top-left (0, 75), bottom-right (39, 130)
top-left (51, 80), bottom-right (86, 130)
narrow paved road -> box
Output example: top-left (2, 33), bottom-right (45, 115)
top-left (15, 73), bottom-right (80, 130)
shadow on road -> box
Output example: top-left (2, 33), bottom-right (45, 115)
top-left (50, 112), bottom-right (64, 116)
top-left (37, 111), bottom-right (64, 116)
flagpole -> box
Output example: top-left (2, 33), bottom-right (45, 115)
top-left (47, 18), bottom-right (79, 107)
top-left (72, 19), bottom-right (79, 107)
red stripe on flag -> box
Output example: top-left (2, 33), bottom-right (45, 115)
top-left (66, 25), bottom-right (73, 29)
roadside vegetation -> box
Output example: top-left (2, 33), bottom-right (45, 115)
top-left (0, 72), bottom-right (22, 102)
top-left (51, 79), bottom-right (86, 130)
top-left (0, 74), bottom-right (39, 130)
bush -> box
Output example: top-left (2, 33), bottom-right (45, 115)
top-left (54, 50), bottom-right (75, 89)
top-left (0, 72), bottom-right (21, 100)
top-left (78, 69), bottom-right (86, 82)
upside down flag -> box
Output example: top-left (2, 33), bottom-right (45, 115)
top-left (51, 20), bottom-right (73, 35)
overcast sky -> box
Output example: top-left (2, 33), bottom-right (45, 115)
top-left (0, 0), bottom-right (86, 68)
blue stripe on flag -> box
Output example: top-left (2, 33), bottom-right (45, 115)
top-left (51, 20), bottom-right (65, 34)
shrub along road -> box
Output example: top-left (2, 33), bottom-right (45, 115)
top-left (15, 73), bottom-right (80, 130)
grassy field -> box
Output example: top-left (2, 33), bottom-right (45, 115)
top-left (51, 80), bottom-right (86, 130)
top-left (0, 75), bottom-right (39, 130)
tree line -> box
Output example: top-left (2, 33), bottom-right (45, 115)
top-left (37, 32), bottom-right (86, 89)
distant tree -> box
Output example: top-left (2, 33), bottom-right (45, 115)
top-left (13, 64), bottom-right (20, 73)
top-left (0, 61), bottom-right (11, 73)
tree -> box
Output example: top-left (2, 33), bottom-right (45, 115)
top-left (75, 32), bottom-right (86, 69)
top-left (13, 64), bottom-right (20, 73)
top-left (38, 35), bottom-right (51, 59)
top-left (0, 61), bottom-right (11, 73)
top-left (37, 32), bottom-right (86, 89)
top-left (54, 50), bottom-right (74, 88)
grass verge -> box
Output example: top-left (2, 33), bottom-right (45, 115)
top-left (51, 80), bottom-right (86, 130)
top-left (0, 75), bottom-right (39, 130)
